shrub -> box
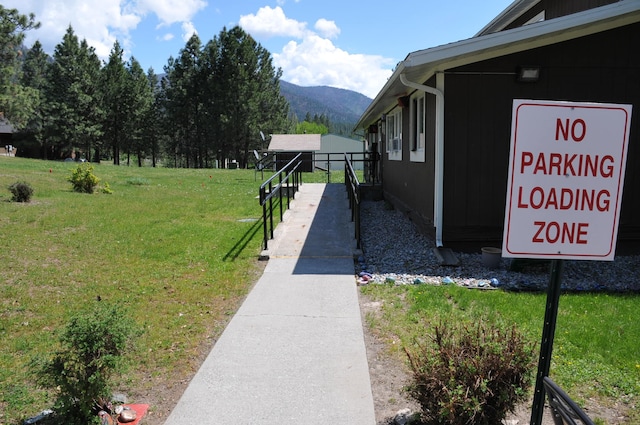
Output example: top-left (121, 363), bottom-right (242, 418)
top-left (34, 303), bottom-right (141, 425)
top-left (8, 181), bottom-right (34, 202)
top-left (101, 182), bottom-right (113, 194)
top-left (404, 319), bottom-right (535, 425)
top-left (68, 163), bottom-right (100, 193)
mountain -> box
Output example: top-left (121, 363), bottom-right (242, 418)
top-left (279, 80), bottom-right (372, 126)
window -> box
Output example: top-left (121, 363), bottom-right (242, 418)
top-left (410, 93), bottom-right (426, 162)
top-left (386, 109), bottom-right (402, 161)
top-left (411, 95), bottom-right (425, 151)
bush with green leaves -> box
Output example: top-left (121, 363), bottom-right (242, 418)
top-left (34, 303), bottom-right (141, 425)
top-left (68, 163), bottom-right (100, 193)
top-left (8, 181), bottom-right (34, 202)
top-left (405, 319), bottom-right (535, 425)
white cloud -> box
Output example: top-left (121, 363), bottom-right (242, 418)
top-left (5, 0), bottom-right (140, 61)
top-left (5, 0), bottom-right (206, 62)
top-left (181, 21), bottom-right (198, 41)
top-left (239, 6), bottom-right (307, 39)
top-left (274, 34), bottom-right (393, 99)
top-left (137, 0), bottom-right (207, 26)
top-left (241, 6), bottom-right (392, 97)
top-left (314, 18), bottom-right (339, 39)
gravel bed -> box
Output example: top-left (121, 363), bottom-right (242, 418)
top-left (356, 200), bottom-right (640, 293)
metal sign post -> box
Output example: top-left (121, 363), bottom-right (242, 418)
top-left (530, 258), bottom-right (564, 425)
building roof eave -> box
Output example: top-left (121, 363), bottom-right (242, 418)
top-left (356, 1), bottom-right (640, 131)
top-left (475, 0), bottom-right (542, 36)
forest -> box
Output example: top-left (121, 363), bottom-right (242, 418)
top-left (0, 5), bottom-right (304, 168)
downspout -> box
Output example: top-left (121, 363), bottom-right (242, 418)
top-left (399, 73), bottom-right (445, 247)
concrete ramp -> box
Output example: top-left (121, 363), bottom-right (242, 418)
top-left (164, 183), bottom-right (376, 424)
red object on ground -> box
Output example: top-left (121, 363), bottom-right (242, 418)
top-left (116, 404), bottom-right (149, 425)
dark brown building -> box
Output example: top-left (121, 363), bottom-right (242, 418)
top-left (356, 0), bottom-right (640, 253)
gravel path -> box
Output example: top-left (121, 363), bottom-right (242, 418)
top-left (356, 200), bottom-right (640, 293)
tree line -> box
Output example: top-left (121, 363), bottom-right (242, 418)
top-left (0, 5), bottom-right (292, 168)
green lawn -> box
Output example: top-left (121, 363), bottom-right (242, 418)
top-left (361, 283), bottom-right (640, 424)
top-left (0, 157), bottom-right (268, 423)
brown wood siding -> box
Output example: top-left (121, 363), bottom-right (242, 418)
top-left (381, 82), bottom-right (437, 235)
top-left (438, 22), bottom-right (640, 251)
top-left (504, 0), bottom-right (620, 32)
top-left (544, 0), bottom-right (619, 20)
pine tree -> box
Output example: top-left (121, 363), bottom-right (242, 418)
top-left (143, 68), bottom-right (163, 167)
top-left (213, 26), bottom-right (288, 168)
top-left (43, 26), bottom-right (102, 160)
top-left (100, 40), bottom-right (128, 164)
top-left (163, 34), bottom-right (203, 168)
top-left (19, 41), bottom-right (49, 157)
top-left (124, 57), bottom-right (154, 166)
top-left (0, 5), bottom-right (39, 128)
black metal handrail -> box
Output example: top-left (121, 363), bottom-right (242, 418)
top-left (344, 154), bottom-right (361, 249)
top-left (314, 152), bottom-right (379, 184)
top-left (259, 153), bottom-right (303, 250)
top-left (543, 377), bottom-right (595, 425)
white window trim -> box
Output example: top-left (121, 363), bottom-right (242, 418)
top-left (386, 108), bottom-right (402, 161)
top-left (410, 93), bottom-right (426, 163)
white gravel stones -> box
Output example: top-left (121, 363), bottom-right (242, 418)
top-left (356, 200), bottom-right (640, 293)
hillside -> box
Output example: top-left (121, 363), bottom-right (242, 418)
top-left (280, 80), bottom-right (372, 126)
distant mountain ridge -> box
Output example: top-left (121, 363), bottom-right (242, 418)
top-left (279, 80), bottom-right (372, 126)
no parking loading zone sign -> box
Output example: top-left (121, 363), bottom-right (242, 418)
top-left (503, 99), bottom-right (633, 425)
top-left (503, 99), bottom-right (633, 261)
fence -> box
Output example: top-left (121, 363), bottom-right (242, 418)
top-left (258, 153), bottom-right (303, 250)
top-left (344, 154), bottom-right (361, 249)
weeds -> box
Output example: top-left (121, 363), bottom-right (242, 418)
top-left (405, 319), bottom-right (535, 425)
top-left (8, 181), bottom-right (34, 202)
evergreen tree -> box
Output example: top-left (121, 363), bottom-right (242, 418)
top-left (159, 26), bottom-right (289, 168)
top-left (124, 57), bottom-right (154, 166)
top-left (163, 34), bottom-right (204, 167)
top-left (143, 68), bottom-right (163, 167)
top-left (19, 41), bottom-right (49, 157)
top-left (43, 26), bottom-right (102, 160)
top-left (100, 40), bottom-right (128, 164)
top-left (76, 39), bottom-right (104, 160)
top-left (0, 5), bottom-right (39, 128)
top-left (213, 26), bottom-right (288, 168)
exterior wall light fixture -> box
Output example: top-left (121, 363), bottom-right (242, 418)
top-left (517, 66), bottom-right (541, 82)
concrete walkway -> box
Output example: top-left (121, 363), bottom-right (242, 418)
top-left (164, 183), bottom-right (376, 424)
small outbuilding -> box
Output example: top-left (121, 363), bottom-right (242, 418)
top-left (268, 134), bottom-right (321, 172)
top-left (0, 116), bottom-right (15, 156)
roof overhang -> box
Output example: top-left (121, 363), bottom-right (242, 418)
top-left (267, 133), bottom-right (322, 151)
top-left (356, 1), bottom-right (640, 130)
top-left (475, 0), bottom-right (542, 36)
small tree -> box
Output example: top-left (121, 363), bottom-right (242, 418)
top-left (8, 181), bottom-right (34, 202)
top-left (68, 163), bottom-right (99, 193)
top-left (405, 319), bottom-right (535, 425)
top-left (34, 303), bottom-right (141, 425)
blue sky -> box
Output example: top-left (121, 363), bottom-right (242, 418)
top-left (8, 0), bottom-right (514, 98)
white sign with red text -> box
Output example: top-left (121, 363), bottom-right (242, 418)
top-left (503, 99), bottom-right (632, 260)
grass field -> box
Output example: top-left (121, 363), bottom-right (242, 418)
top-left (0, 157), bottom-right (269, 423)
